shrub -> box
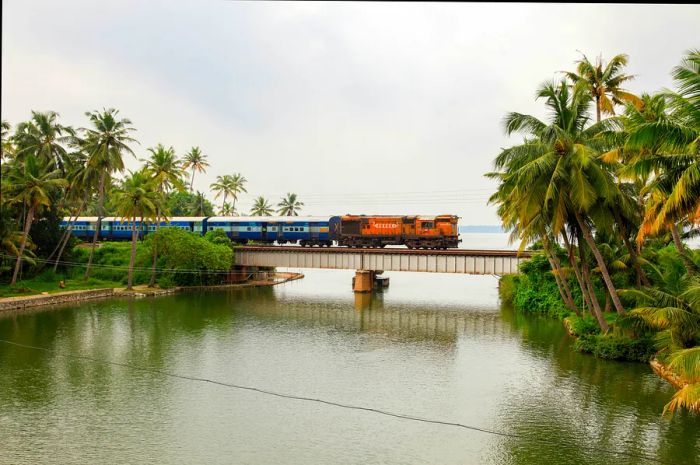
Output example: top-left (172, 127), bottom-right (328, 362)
top-left (568, 315), bottom-right (601, 337)
top-left (574, 334), bottom-right (656, 362)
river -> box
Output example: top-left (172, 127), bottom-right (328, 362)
top-left (1, 255), bottom-right (699, 464)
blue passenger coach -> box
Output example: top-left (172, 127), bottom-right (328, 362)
top-left (205, 216), bottom-right (332, 246)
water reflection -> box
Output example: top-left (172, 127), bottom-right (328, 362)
top-left (1, 276), bottom-right (698, 465)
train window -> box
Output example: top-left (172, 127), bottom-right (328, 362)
top-left (422, 222), bottom-right (434, 228)
top-left (247, 227), bottom-right (251, 231)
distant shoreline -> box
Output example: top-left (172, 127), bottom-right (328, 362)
top-left (458, 226), bottom-right (504, 233)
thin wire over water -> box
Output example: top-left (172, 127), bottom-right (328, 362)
top-left (0, 339), bottom-right (674, 465)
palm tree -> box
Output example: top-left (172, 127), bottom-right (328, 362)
top-left (250, 196), bottom-right (274, 216)
top-left (1, 120), bottom-right (14, 161)
top-left (624, 274), bottom-right (700, 414)
top-left (210, 175), bottom-right (231, 211)
top-left (4, 155), bottom-right (67, 284)
top-left (563, 52), bottom-right (642, 122)
top-left (277, 193), bottom-right (304, 216)
top-left (490, 79), bottom-right (628, 319)
top-left (191, 191), bottom-right (210, 216)
top-left (111, 170), bottom-right (159, 290)
top-left (12, 111), bottom-right (76, 175)
top-left (181, 146), bottom-right (209, 191)
top-left (219, 202), bottom-right (237, 216)
top-left (664, 347), bottom-right (700, 415)
top-left (143, 144), bottom-right (185, 286)
top-left (227, 173), bottom-right (247, 213)
top-left (623, 50), bottom-right (700, 273)
top-left (51, 151), bottom-right (99, 272)
top-left (81, 108), bottom-right (138, 278)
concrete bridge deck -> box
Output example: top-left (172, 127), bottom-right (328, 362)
top-left (234, 246), bottom-right (531, 276)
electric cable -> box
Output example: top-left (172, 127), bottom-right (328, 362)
top-left (0, 339), bottom-right (677, 465)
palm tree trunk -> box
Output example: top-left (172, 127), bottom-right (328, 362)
top-left (190, 168), bottom-right (195, 192)
top-left (127, 216), bottom-right (137, 290)
top-left (596, 96), bottom-right (601, 123)
top-left (562, 232), bottom-right (595, 313)
top-left (53, 198), bottom-right (88, 272)
top-left (148, 207), bottom-right (160, 287)
top-left (613, 210), bottom-right (650, 287)
top-left (581, 258), bottom-right (609, 332)
top-left (11, 207), bottom-right (35, 285)
top-left (575, 211), bottom-right (626, 315)
top-left (671, 223), bottom-right (698, 275)
top-left (85, 172), bottom-right (106, 278)
top-left (542, 236), bottom-right (578, 314)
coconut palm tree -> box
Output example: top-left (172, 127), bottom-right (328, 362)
top-left (227, 173), bottom-right (247, 213)
top-left (81, 108), bottom-right (138, 278)
top-left (1, 120), bottom-right (14, 161)
top-left (111, 170), bottom-right (159, 290)
top-left (622, 50), bottom-right (700, 273)
top-left (664, 346), bottom-right (700, 415)
top-left (250, 196), bottom-right (274, 216)
top-left (143, 144), bottom-right (186, 286)
top-left (491, 79), bottom-right (628, 316)
top-left (191, 191), bottom-right (210, 216)
top-left (182, 146), bottom-right (209, 192)
top-left (210, 175), bottom-right (231, 211)
top-left (51, 151), bottom-right (99, 272)
top-left (219, 202), bottom-right (237, 216)
top-left (563, 52), bottom-right (642, 122)
top-left (277, 193), bottom-right (304, 216)
top-left (12, 111), bottom-right (76, 175)
top-left (4, 155), bottom-right (67, 284)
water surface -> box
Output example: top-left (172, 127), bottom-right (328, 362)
top-left (1, 269), bottom-right (698, 465)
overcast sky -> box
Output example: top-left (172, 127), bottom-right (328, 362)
top-left (2, 2), bottom-right (698, 224)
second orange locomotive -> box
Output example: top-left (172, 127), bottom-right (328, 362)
top-left (329, 215), bottom-right (460, 249)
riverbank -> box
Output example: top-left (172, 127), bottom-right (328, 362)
top-left (0, 272), bottom-right (304, 313)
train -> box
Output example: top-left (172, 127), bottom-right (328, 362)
top-left (60, 214), bottom-right (461, 249)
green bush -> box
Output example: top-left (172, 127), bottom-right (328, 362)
top-left (498, 274), bottom-right (519, 304)
top-left (145, 228), bottom-right (233, 286)
top-left (574, 334), bottom-right (656, 362)
top-left (568, 315), bottom-right (601, 336)
top-left (157, 275), bottom-right (177, 289)
top-left (204, 229), bottom-right (232, 247)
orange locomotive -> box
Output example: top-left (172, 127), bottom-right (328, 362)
top-left (329, 215), bottom-right (460, 249)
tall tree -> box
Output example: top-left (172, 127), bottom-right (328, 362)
top-left (4, 155), bottom-right (67, 284)
top-left (227, 173), bottom-right (247, 213)
top-left (111, 170), bottom-right (159, 290)
top-left (143, 144), bottom-right (185, 286)
top-left (624, 50), bottom-right (700, 273)
top-left (277, 193), bottom-right (304, 216)
top-left (250, 196), bottom-right (274, 216)
top-left (81, 108), bottom-right (138, 278)
top-left (181, 146), bottom-right (209, 192)
top-left (13, 111), bottom-right (76, 175)
top-left (210, 175), bottom-right (231, 211)
top-left (1, 120), bottom-right (14, 161)
top-left (563, 53), bottom-right (642, 122)
top-left (491, 79), bottom-right (627, 318)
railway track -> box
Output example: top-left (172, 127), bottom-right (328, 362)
top-left (237, 246), bottom-right (532, 258)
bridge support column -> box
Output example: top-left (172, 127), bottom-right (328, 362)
top-left (352, 270), bottom-right (374, 293)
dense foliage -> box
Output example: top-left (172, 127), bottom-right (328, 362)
top-left (491, 49), bottom-right (700, 415)
top-left (0, 107), bottom-right (305, 289)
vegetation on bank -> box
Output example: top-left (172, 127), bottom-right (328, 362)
top-left (0, 229), bottom-right (235, 297)
top-left (489, 49), bottom-right (700, 415)
top-left (0, 107), bottom-right (306, 291)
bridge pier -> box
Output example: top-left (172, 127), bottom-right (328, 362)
top-left (352, 270), bottom-right (374, 292)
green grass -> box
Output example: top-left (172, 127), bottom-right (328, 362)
top-left (0, 275), bottom-right (123, 298)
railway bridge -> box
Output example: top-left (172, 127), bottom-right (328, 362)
top-left (234, 246), bottom-right (532, 292)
